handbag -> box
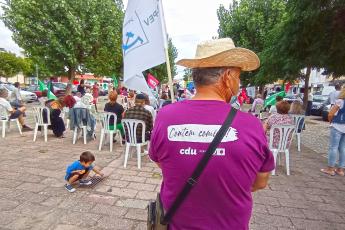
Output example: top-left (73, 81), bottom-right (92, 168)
top-left (147, 107), bottom-right (238, 230)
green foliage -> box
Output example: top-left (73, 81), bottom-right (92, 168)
top-left (183, 68), bottom-right (192, 82)
top-left (218, 0), bottom-right (287, 86)
top-left (144, 38), bottom-right (178, 83)
top-left (0, 51), bottom-right (32, 78)
top-left (2, 0), bottom-right (124, 79)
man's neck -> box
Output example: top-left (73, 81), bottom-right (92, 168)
top-left (192, 86), bottom-right (226, 102)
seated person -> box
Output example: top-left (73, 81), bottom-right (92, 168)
top-left (45, 97), bottom-right (67, 138)
top-left (0, 88), bottom-right (32, 131)
top-left (289, 100), bottom-right (305, 133)
top-left (124, 94), bottom-right (153, 143)
top-left (269, 96), bottom-right (283, 115)
top-left (264, 101), bottom-right (294, 148)
top-left (104, 91), bottom-right (125, 141)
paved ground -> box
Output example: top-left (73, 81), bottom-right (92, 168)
top-left (0, 101), bottom-right (344, 230)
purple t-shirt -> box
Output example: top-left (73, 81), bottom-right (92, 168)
top-left (149, 100), bottom-right (274, 230)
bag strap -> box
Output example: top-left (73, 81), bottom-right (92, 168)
top-left (162, 107), bottom-right (238, 224)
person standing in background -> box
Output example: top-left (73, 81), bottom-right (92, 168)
top-left (77, 79), bottom-right (86, 96)
top-left (92, 82), bottom-right (99, 112)
top-left (329, 84), bottom-right (342, 106)
top-left (305, 87), bottom-right (313, 116)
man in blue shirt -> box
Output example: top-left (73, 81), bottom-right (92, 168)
top-left (65, 151), bottom-right (104, 192)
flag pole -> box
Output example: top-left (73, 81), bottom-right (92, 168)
top-left (159, 0), bottom-right (175, 103)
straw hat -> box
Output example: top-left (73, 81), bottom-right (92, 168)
top-left (177, 38), bottom-right (260, 71)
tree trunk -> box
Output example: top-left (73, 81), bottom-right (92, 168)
top-left (303, 67), bottom-right (311, 109)
top-left (68, 66), bottom-right (76, 80)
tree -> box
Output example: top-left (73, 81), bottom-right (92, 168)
top-left (144, 38), bottom-right (178, 83)
top-left (217, 0), bottom-right (287, 87)
top-left (265, 0), bottom-right (345, 106)
top-left (183, 68), bottom-right (192, 82)
top-left (0, 52), bottom-right (25, 78)
top-left (2, 0), bottom-right (124, 80)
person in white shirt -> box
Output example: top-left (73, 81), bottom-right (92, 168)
top-left (144, 95), bottom-right (156, 121)
top-left (329, 84), bottom-right (342, 105)
top-left (0, 88), bottom-right (32, 131)
top-left (10, 82), bottom-right (23, 108)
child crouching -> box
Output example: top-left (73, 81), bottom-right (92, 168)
top-left (65, 151), bottom-right (104, 193)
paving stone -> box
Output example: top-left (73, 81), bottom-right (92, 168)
top-left (125, 208), bottom-right (147, 221)
top-left (116, 169), bottom-right (138, 176)
top-left (16, 182), bottom-right (47, 193)
top-left (58, 198), bottom-right (96, 212)
top-left (290, 218), bottom-right (340, 230)
top-left (97, 216), bottom-right (135, 230)
top-left (59, 211), bottom-right (102, 227)
top-left (134, 221), bottom-right (147, 230)
top-left (85, 194), bottom-right (118, 205)
top-left (0, 211), bottom-right (21, 226)
top-left (0, 179), bottom-right (22, 188)
top-left (137, 172), bottom-right (154, 178)
top-left (41, 196), bottom-right (65, 207)
top-left (116, 198), bottom-right (148, 209)
top-left (103, 179), bottom-right (129, 188)
top-left (136, 191), bottom-right (156, 200)
top-left (91, 203), bottom-right (127, 216)
top-left (127, 182), bottom-right (156, 191)
top-left (120, 175), bottom-right (146, 183)
top-left (54, 225), bottom-right (85, 230)
top-left (253, 196), bottom-right (280, 206)
top-left (252, 204), bottom-right (268, 214)
top-left (252, 213), bottom-right (293, 228)
top-left (0, 199), bottom-right (20, 211)
top-left (267, 206), bottom-right (305, 218)
top-left (107, 187), bottom-right (138, 198)
top-left (145, 178), bottom-right (162, 185)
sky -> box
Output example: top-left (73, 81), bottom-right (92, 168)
top-left (0, 0), bottom-right (231, 79)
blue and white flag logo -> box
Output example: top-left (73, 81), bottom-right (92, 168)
top-left (122, 0), bottom-right (166, 96)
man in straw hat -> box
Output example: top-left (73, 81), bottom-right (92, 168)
top-left (149, 38), bottom-right (274, 229)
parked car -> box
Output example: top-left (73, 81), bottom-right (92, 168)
top-left (26, 85), bottom-right (47, 98)
top-left (311, 95), bottom-right (329, 116)
top-left (0, 84), bottom-right (37, 103)
top-left (283, 94), bottom-right (303, 104)
top-left (322, 104), bottom-right (331, 121)
top-left (52, 82), bottom-right (77, 97)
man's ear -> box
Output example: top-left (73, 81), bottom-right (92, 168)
top-left (220, 70), bottom-right (232, 88)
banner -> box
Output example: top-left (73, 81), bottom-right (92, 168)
top-left (147, 73), bottom-right (159, 88)
top-left (122, 0), bottom-right (165, 96)
top-left (264, 91), bottom-right (286, 107)
top-left (112, 74), bottom-right (119, 88)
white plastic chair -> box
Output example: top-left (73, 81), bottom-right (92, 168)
top-left (269, 125), bottom-right (295, 176)
top-left (98, 112), bottom-right (123, 152)
top-left (71, 108), bottom-right (88, 145)
top-left (122, 119), bottom-right (148, 169)
top-left (291, 115), bottom-right (305, 152)
top-left (33, 107), bottom-right (51, 142)
top-left (61, 107), bottom-right (70, 129)
top-left (0, 104), bottom-right (22, 138)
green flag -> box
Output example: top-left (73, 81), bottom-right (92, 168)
top-left (264, 91), bottom-right (286, 107)
top-left (112, 74), bottom-right (118, 88)
top-left (46, 81), bottom-right (57, 100)
top-left (38, 80), bottom-right (47, 91)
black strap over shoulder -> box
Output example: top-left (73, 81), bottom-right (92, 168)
top-left (162, 107), bottom-right (238, 224)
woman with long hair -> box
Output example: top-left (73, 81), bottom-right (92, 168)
top-left (104, 91), bottom-right (125, 142)
top-left (321, 87), bottom-right (345, 176)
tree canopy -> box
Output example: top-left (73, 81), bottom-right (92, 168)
top-left (0, 50), bottom-right (33, 78)
top-left (217, 0), bottom-right (287, 86)
top-left (218, 0), bottom-right (345, 105)
top-left (2, 0), bottom-right (124, 79)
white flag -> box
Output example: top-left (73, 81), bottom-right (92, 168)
top-left (122, 0), bottom-right (166, 95)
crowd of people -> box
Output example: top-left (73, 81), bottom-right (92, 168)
top-left (1, 38), bottom-right (345, 229)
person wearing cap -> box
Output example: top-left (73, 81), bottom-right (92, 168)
top-left (0, 88), bottom-right (32, 131)
top-left (149, 38), bottom-right (274, 229)
top-left (124, 94), bottom-right (153, 142)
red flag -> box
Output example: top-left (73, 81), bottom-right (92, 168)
top-left (285, 82), bottom-right (291, 93)
top-left (147, 73), bottom-right (160, 88)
